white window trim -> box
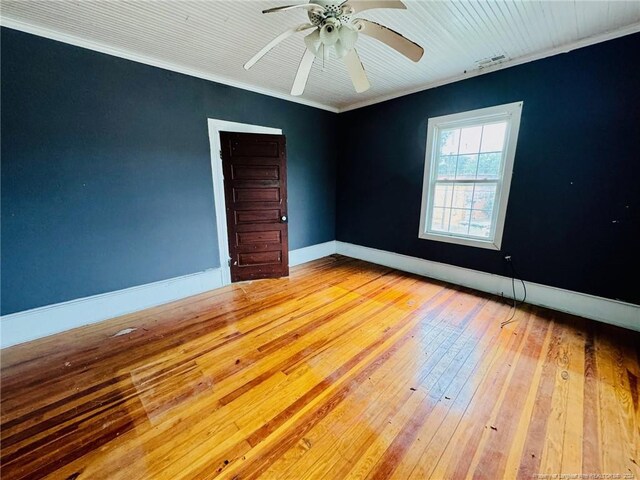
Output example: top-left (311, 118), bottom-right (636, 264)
top-left (418, 101), bottom-right (523, 250)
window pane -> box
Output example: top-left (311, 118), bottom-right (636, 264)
top-left (451, 184), bottom-right (474, 209)
top-left (477, 152), bottom-right (502, 179)
top-left (449, 209), bottom-right (471, 234)
top-left (436, 155), bottom-right (457, 179)
top-left (469, 210), bottom-right (493, 238)
top-left (480, 122), bottom-right (507, 153)
top-left (459, 126), bottom-right (483, 154)
top-left (439, 129), bottom-right (460, 155)
top-left (472, 184), bottom-right (497, 211)
top-left (431, 207), bottom-right (450, 232)
top-left (433, 183), bottom-right (454, 207)
top-left (455, 154), bottom-right (478, 179)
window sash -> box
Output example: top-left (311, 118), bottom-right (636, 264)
top-left (429, 180), bottom-right (503, 229)
top-left (425, 120), bottom-right (510, 242)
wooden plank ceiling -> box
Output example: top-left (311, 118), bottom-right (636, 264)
top-left (2, 1), bottom-right (640, 111)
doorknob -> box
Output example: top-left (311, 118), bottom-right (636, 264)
top-left (281, 215), bottom-right (288, 223)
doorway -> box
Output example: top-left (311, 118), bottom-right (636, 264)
top-left (207, 119), bottom-right (288, 285)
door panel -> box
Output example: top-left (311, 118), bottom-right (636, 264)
top-left (234, 209), bottom-right (281, 225)
top-left (231, 165), bottom-right (280, 180)
top-left (220, 132), bottom-right (289, 282)
top-left (237, 230), bottom-right (281, 245)
top-left (238, 251), bottom-right (282, 266)
top-left (233, 187), bottom-right (280, 202)
top-left (230, 141), bottom-right (280, 158)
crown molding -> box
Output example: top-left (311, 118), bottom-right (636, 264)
top-left (0, 17), bottom-right (340, 114)
top-left (2, 16), bottom-right (639, 115)
top-left (337, 22), bottom-right (640, 113)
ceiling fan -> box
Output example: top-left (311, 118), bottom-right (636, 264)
top-left (244, 0), bottom-right (424, 96)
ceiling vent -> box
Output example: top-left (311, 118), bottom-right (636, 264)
top-left (475, 54), bottom-right (508, 69)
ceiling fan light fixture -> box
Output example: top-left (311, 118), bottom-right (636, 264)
top-left (338, 24), bottom-right (358, 50)
top-left (246, 1), bottom-right (424, 96)
top-left (334, 40), bottom-right (347, 59)
top-left (319, 18), bottom-right (340, 46)
top-left (304, 28), bottom-right (321, 55)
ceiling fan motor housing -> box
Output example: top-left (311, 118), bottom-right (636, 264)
top-left (307, 1), bottom-right (355, 26)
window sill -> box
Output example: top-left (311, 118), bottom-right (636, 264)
top-left (418, 231), bottom-right (501, 250)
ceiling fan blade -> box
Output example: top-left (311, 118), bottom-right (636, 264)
top-left (358, 19), bottom-right (423, 62)
top-left (343, 48), bottom-right (370, 93)
top-left (244, 24), bottom-right (314, 70)
top-left (347, 0), bottom-right (406, 13)
top-left (262, 3), bottom-right (325, 14)
top-left (291, 49), bottom-right (316, 96)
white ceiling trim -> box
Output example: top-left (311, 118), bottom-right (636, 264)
top-left (2, 15), bottom-right (639, 114)
top-left (340, 22), bottom-right (640, 113)
top-left (0, 16), bottom-right (340, 113)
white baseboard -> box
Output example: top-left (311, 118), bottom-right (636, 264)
top-left (0, 268), bottom-right (223, 348)
top-left (0, 241), bottom-right (337, 348)
top-left (290, 241), bottom-right (337, 267)
top-left (335, 241), bottom-right (640, 332)
top-left (4, 240), bottom-right (636, 348)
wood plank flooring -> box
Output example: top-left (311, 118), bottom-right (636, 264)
top-left (1, 255), bottom-right (638, 479)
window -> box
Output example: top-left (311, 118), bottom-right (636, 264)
top-left (419, 101), bottom-right (523, 250)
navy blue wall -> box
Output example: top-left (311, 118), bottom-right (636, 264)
top-left (337, 33), bottom-right (640, 305)
top-left (3, 28), bottom-right (639, 315)
top-left (1, 28), bottom-right (337, 315)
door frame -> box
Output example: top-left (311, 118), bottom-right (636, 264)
top-left (207, 119), bottom-right (283, 286)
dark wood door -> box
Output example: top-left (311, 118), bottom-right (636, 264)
top-left (220, 131), bottom-right (289, 282)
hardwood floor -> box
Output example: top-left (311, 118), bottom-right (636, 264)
top-left (1, 255), bottom-right (638, 480)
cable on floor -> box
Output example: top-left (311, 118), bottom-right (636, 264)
top-left (500, 256), bottom-right (527, 328)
